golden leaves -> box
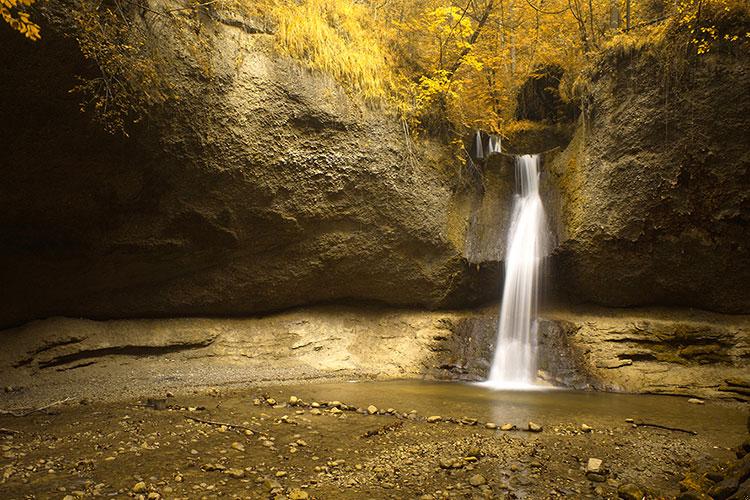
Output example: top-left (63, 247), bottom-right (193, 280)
top-left (1, 0), bottom-right (41, 41)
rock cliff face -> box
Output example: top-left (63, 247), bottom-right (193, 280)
top-left (0, 8), bottom-right (506, 329)
top-left (544, 40), bottom-right (750, 313)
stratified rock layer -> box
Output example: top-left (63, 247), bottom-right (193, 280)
top-left (537, 307), bottom-right (750, 399)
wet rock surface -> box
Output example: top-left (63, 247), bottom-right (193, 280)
top-left (0, 385), bottom-right (746, 499)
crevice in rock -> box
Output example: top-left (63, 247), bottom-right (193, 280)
top-left (37, 342), bottom-right (215, 369)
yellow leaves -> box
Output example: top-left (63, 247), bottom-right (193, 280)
top-left (1, 0), bottom-right (40, 41)
top-left (675, 0), bottom-right (748, 55)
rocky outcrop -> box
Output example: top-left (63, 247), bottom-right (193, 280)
top-left (0, 305), bottom-right (497, 404)
top-left (536, 307), bottom-right (750, 399)
top-left (0, 5), bottom-right (508, 329)
top-left (544, 36), bottom-right (750, 313)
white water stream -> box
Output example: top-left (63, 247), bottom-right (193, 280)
top-left (481, 154), bottom-right (548, 389)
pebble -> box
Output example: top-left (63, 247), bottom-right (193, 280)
top-left (581, 424), bottom-right (593, 432)
top-left (289, 396), bottom-right (299, 405)
top-left (586, 458), bottom-right (603, 474)
top-left (367, 405), bottom-right (378, 415)
top-left (310, 409), bottom-right (322, 415)
top-left (275, 470), bottom-right (287, 477)
top-left (230, 442), bottom-right (245, 452)
top-left (132, 481), bottom-right (147, 493)
top-left (289, 489), bottom-right (309, 499)
top-left (500, 423), bottom-right (515, 431)
top-left (485, 422), bottom-right (497, 429)
top-left (469, 474), bottom-right (487, 486)
top-left (225, 468), bottom-right (245, 479)
top-left (427, 416), bottom-right (442, 423)
top-left (147, 493), bottom-right (160, 500)
top-left (528, 421), bottom-right (543, 432)
top-left (618, 483), bottom-right (645, 500)
top-left (688, 398), bottom-right (705, 405)
top-left (587, 472), bottom-right (606, 482)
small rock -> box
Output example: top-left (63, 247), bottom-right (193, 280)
top-left (427, 416), bottom-right (442, 423)
top-left (581, 424), bottom-right (593, 432)
top-left (485, 422), bottom-right (497, 429)
top-left (618, 483), bottom-right (645, 500)
top-left (230, 442), bottom-right (245, 452)
top-left (587, 472), bottom-right (606, 482)
top-left (289, 396), bottom-right (299, 405)
top-left (469, 474), bottom-right (487, 487)
top-left (688, 398), bottom-right (705, 405)
top-left (132, 482), bottom-right (147, 493)
top-left (275, 470), bottom-right (287, 477)
top-left (147, 493), bottom-right (160, 500)
top-left (266, 398), bottom-right (277, 405)
top-left (625, 418), bottom-right (634, 423)
top-left (500, 423), bottom-right (515, 431)
top-left (225, 468), bottom-right (245, 479)
top-left (586, 458), bottom-right (603, 474)
top-left (310, 409), bottom-right (322, 415)
top-left (528, 421), bottom-right (543, 432)
top-left (288, 488), bottom-right (309, 500)
top-left (367, 405), bottom-right (378, 415)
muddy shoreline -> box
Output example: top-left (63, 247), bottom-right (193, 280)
top-left (1, 381), bottom-right (748, 499)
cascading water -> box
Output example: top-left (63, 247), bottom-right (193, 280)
top-left (482, 154), bottom-right (548, 389)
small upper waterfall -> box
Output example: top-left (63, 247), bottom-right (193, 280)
top-left (482, 154), bottom-right (548, 389)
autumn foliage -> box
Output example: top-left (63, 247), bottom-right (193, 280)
top-left (1, 0), bottom-right (40, 40)
top-left (5, 0), bottom-right (746, 139)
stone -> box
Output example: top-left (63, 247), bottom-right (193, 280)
top-left (289, 396), bottom-right (299, 405)
top-left (617, 483), bottom-right (644, 500)
top-left (225, 468), bottom-right (245, 479)
top-left (367, 405), bottom-right (378, 415)
top-left (469, 474), bottom-right (487, 487)
top-left (688, 398), bottom-right (705, 405)
top-left (427, 416), bottom-right (442, 423)
top-left (230, 442), bottom-right (245, 452)
top-left (500, 423), bottom-right (515, 431)
top-left (310, 409), bottom-right (322, 415)
top-left (581, 424), bottom-right (593, 432)
top-left (528, 422), bottom-right (543, 432)
top-left (587, 473), bottom-right (607, 483)
top-left (289, 489), bottom-right (309, 500)
top-left (147, 493), bottom-right (160, 500)
top-left (586, 458), bottom-right (603, 474)
top-left (485, 422), bottom-right (497, 429)
top-left (275, 471), bottom-right (287, 478)
top-left (132, 482), bottom-right (147, 493)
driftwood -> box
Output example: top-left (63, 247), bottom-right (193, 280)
top-left (184, 415), bottom-right (255, 433)
top-left (0, 397), bottom-right (73, 417)
top-left (633, 420), bottom-right (697, 435)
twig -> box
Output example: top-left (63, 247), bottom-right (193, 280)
top-left (0, 397), bottom-right (73, 417)
top-left (633, 421), bottom-right (697, 435)
top-left (184, 415), bottom-right (255, 433)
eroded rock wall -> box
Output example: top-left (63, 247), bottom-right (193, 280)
top-left (537, 307), bottom-right (750, 399)
top-left (544, 41), bottom-right (750, 313)
top-left (0, 5), bottom-right (507, 329)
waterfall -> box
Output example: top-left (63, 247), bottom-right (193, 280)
top-left (482, 154), bottom-right (548, 389)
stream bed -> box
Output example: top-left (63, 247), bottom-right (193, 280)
top-left (1, 380), bottom-right (747, 499)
